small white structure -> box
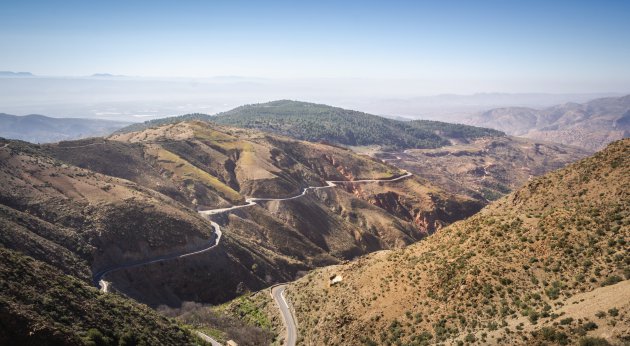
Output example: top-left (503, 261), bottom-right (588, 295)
top-left (330, 274), bottom-right (343, 286)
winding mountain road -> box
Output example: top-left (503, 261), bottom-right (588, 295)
top-left (93, 171), bottom-right (412, 346)
top-left (197, 171), bottom-right (412, 216)
top-left (271, 285), bottom-right (297, 346)
top-left (93, 221), bottom-right (222, 291)
top-left (194, 331), bottom-right (222, 346)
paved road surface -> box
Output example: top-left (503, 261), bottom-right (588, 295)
top-left (195, 331), bottom-right (222, 346)
top-left (272, 285), bottom-right (297, 346)
top-left (198, 171), bottom-right (413, 214)
top-left (93, 221), bottom-right (222, 291)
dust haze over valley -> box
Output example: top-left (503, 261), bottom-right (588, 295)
top-left (0, 75), bottom-right (623, 122)
top-left (1, 1), bottom-right (629, 346)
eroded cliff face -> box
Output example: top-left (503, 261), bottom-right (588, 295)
top-left (393, 136), bottom-right (588, 203)
top-left (318, 156), bottom-right (478, 237)
top-left (371, 191), bottom-right (414, 220)
top-left (324, 154), bottom-right (358, 181)
top-left (337, 180), bottom-right (483, 238)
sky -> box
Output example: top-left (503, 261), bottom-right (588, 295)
top-left (1, 0), bottom-right (630, 94)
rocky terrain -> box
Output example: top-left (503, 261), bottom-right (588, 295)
top-left (0, 137), bottom-right (216, 277)
top-left (466, 95), bottom-right (630, 151)
top-left (281, 139), bottom-right (629, 345)
top-left (371, 136), bottom-right (589, 203)
top-left (57, 122), bottom-right (483, 305)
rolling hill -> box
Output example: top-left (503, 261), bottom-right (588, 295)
top-left (466, 95), bottom-right (630, 151)
top-left (0, 113), bottom-right (131, 143)
top-left (275, 139), bottom-right (629, 345)
top-left (116, 100), bottom-right (505, 150)
top-left (117, 100), bottom-right (587, 207)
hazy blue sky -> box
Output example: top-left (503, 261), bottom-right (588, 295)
top-left (1, 0), bottom-right (629, 92)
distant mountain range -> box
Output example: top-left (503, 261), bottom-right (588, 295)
top-left (0, 71), bottom-right (34, 77)
top-left (7, 96), bottom-right (627, 151)
top-left (351, 92), bottom-right (623, 121)
top-left (118, 100), bottom-right (505, 150)
top-left (90, 73), bottom-right (126, 78)
top-left (0, 114), bottom-right (131, 143)
top-left (466, 94), bottom-right (630, 151)
top-left (0, 71), bottom-right (130, 78)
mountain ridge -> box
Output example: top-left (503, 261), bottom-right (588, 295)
top-left (115, 100), bottom-right (505, 150)
top-left (466, 94), bottom-right (630, 151)
top-left (0, 113), bottom-right (132, 143)
top-left (0, 71), bottom-right (34, 77)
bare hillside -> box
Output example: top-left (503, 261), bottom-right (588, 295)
top-left (284, 139), bottom-right (629, 345)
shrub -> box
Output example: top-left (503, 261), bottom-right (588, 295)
top-left (538, 327), bottom-right (569, 345)
top-left (465, 333), bottom-right (476, 342)
top-left (362, 338), bottom-right (378, 346)
top-left (578, 337), bottom-right (611, 346)
top-left (600, 275), bottom-right (622, 286)
top-left (84, 328), bottom-right (114, 346)
top-left (529, 311), bottom-right (540, 324)
top-left (546, 286), bottom-right (561, 300)
top-left (582, 322), bottom-right (598, 331)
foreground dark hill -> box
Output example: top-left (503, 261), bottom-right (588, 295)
top-left (466, 94), bottom-right (630, 151)
top-left (117, 100), bottom-right (504, 150)
top-left (275, 139), bottom-right (629, 345)
top-left (0, 248), bottom-right (197, 345)
top-left (0, 113), bottom-right (131, 143)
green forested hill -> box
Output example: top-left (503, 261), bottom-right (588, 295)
top-left (213, 100), bottom-right (504, 149)
top-left (116, 100), bottom-right (504, 149)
